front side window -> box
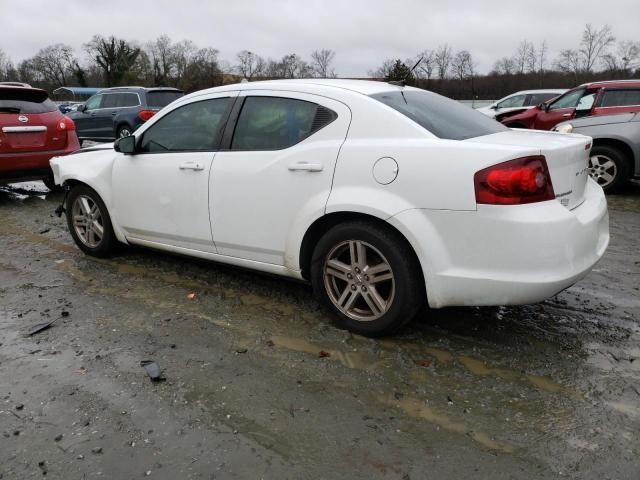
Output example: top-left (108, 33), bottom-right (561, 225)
top-left (371, 90), bottom-right (507, 140)
top-left (139, 97), bottom-right (230, 153)
top-left (497, 95), bottom-right (526, 109)
top-left (549, 89), bottom-right (589, 110)
top-left (600, 89), bottom-right (640, 107)
top-left (232, 97), bottom-right (331, 150)
top-left (576, 92), bottom-right (596, 111)
top-left (84, 94), bottom-right (103, 111)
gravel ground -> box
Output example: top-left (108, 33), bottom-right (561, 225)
top-left (1, 180), bottom-right (639, 479)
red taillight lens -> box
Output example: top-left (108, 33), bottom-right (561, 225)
top-left (474, 156), bottom-right (555, 205)
top-left (138, 110), bottom-right (156, 122)
top-left (56, 116), bottom-right (76, 132)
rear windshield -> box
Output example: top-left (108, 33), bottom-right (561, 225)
top-left (370, 89), bottom-right (507, 140)
top-left (0, 88), bottom-right (57, 114)
top-left (146, 91), bottom-right (184, 108)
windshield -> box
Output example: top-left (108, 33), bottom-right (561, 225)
top-left (370, 89), bottom-right (507, 140)
top-left (146, 91), bottom-right (184, 108)
top-left (0, 88), bottom-right (57, 114)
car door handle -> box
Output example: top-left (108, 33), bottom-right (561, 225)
top-left (562, 113), bottom-right (572, 117)
top-left (288, 161), bottom-right (323, 172)
top-left (111, 112), bottom-right (117, 116)
top-left (179, 161), bottom-right (205, 171)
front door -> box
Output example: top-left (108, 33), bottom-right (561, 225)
top-left (73, 93), bottom-right (104, 138)
top-left (112, 93), bottom-right (236, 252)
top-left (210, 91), bottom-right (351, 266)
top-left (534, 88), bottom-right (598, 130)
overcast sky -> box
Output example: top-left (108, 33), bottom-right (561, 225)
top-left (1, 0), bottom-right (639, 76)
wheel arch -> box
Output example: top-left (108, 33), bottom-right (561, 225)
top-left (298, 211), bottom-right (425, 289)
top-left (590, 137), bottom-right (636, 175)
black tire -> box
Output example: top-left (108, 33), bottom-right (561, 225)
top-left (117, 124), bottom-right (133, 138)
top-left (589, 145), bottom-right (630, 193)
top-left (65, 185), bottom-right (118, 257)
top-left (43, 173), bottom-right (62, 192)
top-left (310, 221), bottom-right (425, 337)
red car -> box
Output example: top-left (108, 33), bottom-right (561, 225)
top-left (498, 79), bottom-right (640, 130)
top-left (0, 83), bottom-right (80, 190)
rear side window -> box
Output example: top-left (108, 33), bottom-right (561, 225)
top-left (0, 88), bottom-right (57, 114)
top-left (232, 97), bottom-right (336, 150)
top-left (371, 90), bottom-right (507, 140)
top-left (117, 93), bottom-right (140, 107)
top-left (102, 94), bottom-right (118, 108)
top-left (139, 97), bottom-right (231, 152)
top-left (497, 94), bottom-right (526, 108)
top-left (600, 89), bottom-right (640, 107)
top-left (146, 91), bottom-right (184, 108)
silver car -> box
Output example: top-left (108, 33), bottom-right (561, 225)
top-left (554, 113), bottom-right (640, 192)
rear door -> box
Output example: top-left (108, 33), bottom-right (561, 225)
top-left (210, 91), bottom-right (350, 265)
top-left (112, 92), bottom-right (236, 252)
top-left (92, 93), bottom-right (121, 139)
top-left (592, 88), bottom-right (640, 116)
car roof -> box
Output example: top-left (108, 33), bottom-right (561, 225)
top-left (507, 89), bottom-right (567, 95)
top-left (0, 84), bottom-right (49, 95)
top-left (579, 79), bottom-right (640, 89)
top-left (191, 79), bottom-right (404, 97)
top-left (100, 86), bottom-right (183, 93)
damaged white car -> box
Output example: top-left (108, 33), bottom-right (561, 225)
top-left (50, 79), bottom-right (609, 336)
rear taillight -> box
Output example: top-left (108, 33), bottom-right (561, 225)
top-left (138, 110), bottom-right (156, 122)
top-left (474, 156), bottom-right (555, 205)
top-left (56, 116), bottom-right (76, 132)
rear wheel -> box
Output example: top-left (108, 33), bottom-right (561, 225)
top-left (589, 145), bottom-right (630, 192)
top-left (65, 185), bottom-right (117, 257)
top-left (311, 221), bottom-right (424, 337)
top-left (117, 124), bottom-right (133, 138)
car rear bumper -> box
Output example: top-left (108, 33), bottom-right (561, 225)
top-left (388, 177), bottom-right (609, 308)
top-left (0, 137), bottom-right (80, 180)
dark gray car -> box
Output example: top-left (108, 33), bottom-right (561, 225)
top-left (68, 87), bottom-right (183, 144)
top-left (554, 112), bottom-right (640, 192)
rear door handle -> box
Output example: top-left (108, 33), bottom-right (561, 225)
top-left (179, 161), bottom-right (205, 171)
top-left (288, 161), bottom-right (323, 172)
top-left (111, 112), bottom-right (117, 116)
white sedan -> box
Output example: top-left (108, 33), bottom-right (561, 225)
top-left (51, 80), bottom-right (609, 337)
top-left (476, 89), bottom-right (567, 118)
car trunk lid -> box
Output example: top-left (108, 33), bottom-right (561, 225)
top-left (468, 130), bottom-right (592, 210)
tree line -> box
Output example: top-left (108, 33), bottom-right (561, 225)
top-left (0, 24), bottom-right (638, 100)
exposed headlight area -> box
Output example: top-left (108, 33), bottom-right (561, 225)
top-left (554, 123), bottom-right (574, 134)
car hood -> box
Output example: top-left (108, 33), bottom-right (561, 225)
top-left (558, 112), bottom-right (638, 129)
top-left (69, 142), bottom-right (114, 155)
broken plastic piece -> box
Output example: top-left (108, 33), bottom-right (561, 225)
top-left (140, 360), bottom-right (165, 382)
top-left (27, 319), bottom-right (57, 336)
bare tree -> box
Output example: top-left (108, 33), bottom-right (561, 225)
top-left (0, 48), bottom-right (14, 81)
top-left (493, 57), bottom-right (515, 75)
top-left (368, 59), bottom-right (395, 79)
top-left (310, 49), bottom-right (336, 78)
top-left (31, 44), bottom-right (76, 86)
top-left (85, 35), bottom-right (141, 87)
top-left (513, 40), bottom-right (535, 74)
top-left (580, 24), bottom-right (615, 72)
top-left (537, 40), bottom-right (548, 73)
top-left (451, 50), bottom-right (474, 81)
top-left (616, 40), bottom-right (640, 72)
top-left (235, 50), bottom-right (265, 80)
top-left (555, 49), bottom-right (582, 81)
top-left (147, 35), bottom-right (176, 85)
top-left (434, 44), bottom-right (452, 80)
top-left (414, 50), bottom-right (436, 82)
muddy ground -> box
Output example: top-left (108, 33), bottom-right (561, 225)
top-left (1, 181), bottom-right (639, 479)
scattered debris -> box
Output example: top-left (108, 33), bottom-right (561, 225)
top-left (140, 361), bottom-right (165, 382)
top-left (26, 318), bottom-right (57, 336)
top-left (38, 227), bottom-right (51, 234)
top-left (235, 348), bottom-right (248, 354)
top-left (54, 434), bottom-right (63, 442)
top-left (61, 311), bottom-right (70, 317)
top-left (415, 359), bottom-right (432, 368)
top-left (186, 293), bottom-right (197, 300)
top-left (77, 454), bottom-right (84, 460)
top-left (447, 396), bottom-right (454, 405)
top-left (266, 340), bottom-right (275, 347)
top-left (91, 447), bottom-right (103, 455)
top-left (319, 350), bottom-right (331, 358)
top-left (15, 404), bottom-right (24, 411)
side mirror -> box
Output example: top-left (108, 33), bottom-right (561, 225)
top-left (114, 135), bottom-right (136, 155)
top-left (490, 104), bottom-right (498, 110)
top-left (78, 104), bottom-right (87, 112)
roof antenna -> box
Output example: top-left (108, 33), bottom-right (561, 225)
top-left (389, 56), bottom-right (423, 87)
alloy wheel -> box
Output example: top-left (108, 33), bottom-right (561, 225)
top-left (323, 240), bottom-right (395, 322)
top-left (119, 128), bottom-right (132, 138)
top-left (588, 154), bottom-right (617, 188)
top-left (72, 195), bottom-right (104, 248)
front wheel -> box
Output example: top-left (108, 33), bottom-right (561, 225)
top-left (65, 185), bottom-right (118, 257)
top-left (311, 221), bottom-right (424, 337)
top-left (117, 125), bottom-right (133, 138)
